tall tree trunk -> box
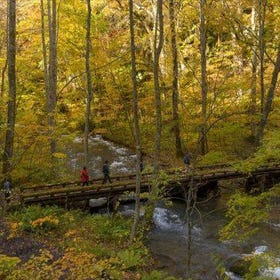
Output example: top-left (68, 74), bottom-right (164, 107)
top-left (256, 46), bottom-right (280, 143)
top-left (2, 0), bottom-right (16, 177)
top-left (153, 0), bottom-right (164, 175)
top-left (40, 0), bottom-right (49, 104)
top-left (144, 0), bottom-right (164, 224)
top-left (47, 0), bottom-right (57, 155)
top-left (250, 2), bottom-right (257, 139)
top-left (199, 0), bottom-right (208, 155)
top-left (129, 0), bottom-right (142, 241)
top-left (251, 52), bottom-right (258, 138)
top-left (84, 0), bottom-right (93, 167)
top-left (168, 0), bottom-right (183, 157)
top-left (232, 4), bottom-right (243, 74)
top-left (1, 2), bottom-right (8, 98)
top-left (258, 0), bottom-right (266, 114)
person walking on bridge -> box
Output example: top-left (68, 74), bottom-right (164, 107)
top-left (183, 151), bottom-right (191, 172)
top-left (102, 160), bottom-right (112, 184)
top-left (3, 178), bottom-right (11, 203)
top-left (80, 166), bottom-right (89, 186)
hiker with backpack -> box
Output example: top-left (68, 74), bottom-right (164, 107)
top-left (102, 160), bottom-right (112, 184)
top-left (183, 151), bottom-right (191, 172)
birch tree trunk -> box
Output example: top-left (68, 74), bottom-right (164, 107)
top-left (199, 0), bottom-right (208, 155)
top-left (84, 0), bottom-right (93, 167)
top-left (129, 0), bottom-right (142, 241)
top-left (168, 0), bottom-right (183, 157)
top-left (2, 0), bottom-right (16, 177)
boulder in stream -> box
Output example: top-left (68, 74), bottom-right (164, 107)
top-left (89, 197), bottom-right (107, 208)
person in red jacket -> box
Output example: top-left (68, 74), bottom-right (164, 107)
top-left (80, 166), bottom-right (89, 186)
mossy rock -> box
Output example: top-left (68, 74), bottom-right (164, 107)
top-left (228, 256), bottom-right (253, 276)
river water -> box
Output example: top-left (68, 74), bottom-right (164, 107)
top-left (67, 135), bottom-right (280, 280)
top-left (66, 135), bottom-right (137, 178)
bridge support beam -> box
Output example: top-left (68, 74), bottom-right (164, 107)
top-left (245, 172), bottom-right (280, 193)
top-left (166, 180), bottom-right (220, 202)
top-left (196, 180), bottom-right (220, 201)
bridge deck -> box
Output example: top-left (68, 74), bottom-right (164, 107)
top-left (17, 163), bottom-right (280, 206)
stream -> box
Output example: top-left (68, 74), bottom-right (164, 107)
top-left (66, 135), bottom-right (280, 280)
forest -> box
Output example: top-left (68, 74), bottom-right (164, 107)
top-left (0, 0), bottom-right (279, 182)
top-left (0, 0), bottom-right (280, 279)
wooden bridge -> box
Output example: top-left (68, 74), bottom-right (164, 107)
top-left (18, 163), bottom-right (280, 208)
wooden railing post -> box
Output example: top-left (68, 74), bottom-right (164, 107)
top-left (65, 191), bottom-right (69, 210)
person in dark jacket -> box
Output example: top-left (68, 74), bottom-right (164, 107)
top-left (183, 151), bottom-right (191, 172)
top-left (80, 166), bottom-right (89, 186)
top-left (3, 178), bottom-right (11, 203)
top-left (102, 160), bottom-right (112, 184)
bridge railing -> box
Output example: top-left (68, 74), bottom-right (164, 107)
top-left (21, 178), bottom-right (153, 205)
top-left (19, 163), bottom-right (280, 205)
top-left (20, 163), bottom-right (280, 195)
top-left (20, 163), bottom-right (232, 194)
top-left (20, 172), bottom-right (154, 194)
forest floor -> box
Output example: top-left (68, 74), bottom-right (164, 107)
top-left (0, 218), bottom-right (61, 263)
top-left (0, 207), bottom-right (172, 280)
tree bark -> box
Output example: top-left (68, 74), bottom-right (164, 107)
top-left (0, 1), bottom-right (8, 98)
top-left (2, 0), bottom-right (16, 177)
top-left (257, 46), bottom-right (280, 143)
top-left (250, 2), bottom-right (257, 139)
top-left (47, 0), bottom-right (57, 155)
top-left (250, 51), bottom-right (258, 138)
top-left (40, 0), bottom-right (49, 104)
top-left (258, 0), bottom-right (267, 114)
top-left (129, 0), bottom-right (142, 241)
top-left (199, 0), bottom-right (208, 155)
top-left (168, 0), bottom-right (183, 157)
top-left (153, 0), bottom-right (164, 175)
top-left (142, 0), bottom-right (164, 227)
top-left (84, 0), bottom-right (93, 167)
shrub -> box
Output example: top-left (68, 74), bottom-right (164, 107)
top-left (9, 205), bottom-right (64, 235)
top-left (86, 215), bottom-right (131, 242)
top-left (0, 255), bottom-right (20, 278)
top-left (198, 150), bottom-right (232, 165)
top-left (117, 249), bottom-right (145, 270)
